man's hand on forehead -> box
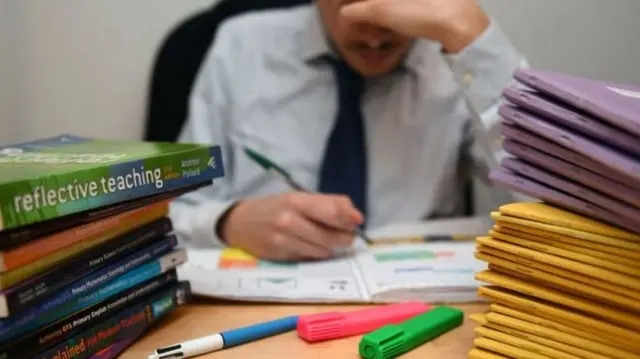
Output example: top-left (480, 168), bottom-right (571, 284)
top-left (339, 0), bottom-right (489, 53)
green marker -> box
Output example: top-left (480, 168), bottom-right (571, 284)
top-left (358, 306), bottom-right (464, 359)
top-left (243, 146), bottom-right (373, 244)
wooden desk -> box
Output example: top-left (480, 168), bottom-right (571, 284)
top-left (122, 299), bottom-right (487, 358)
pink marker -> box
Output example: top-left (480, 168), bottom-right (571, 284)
top-left (296, 301), bottom-right (431, 342)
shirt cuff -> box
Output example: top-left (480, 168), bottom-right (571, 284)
top-left (169, 199), bottom-right (237, 248)
top-left (444, 18), bottom-right (524, 112)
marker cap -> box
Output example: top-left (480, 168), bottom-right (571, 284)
top-left (358, 306), bottom-right (463, 359)
top-left (297, 301), bottom-right (430, 342)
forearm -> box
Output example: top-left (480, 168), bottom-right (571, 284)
top-left (445, 18), bottom-right (534, 205)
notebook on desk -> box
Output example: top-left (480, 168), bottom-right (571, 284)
top-left (498, 104), bottom-right (640, 184)
top-left (177, 241), bottom-right (487, 304)
top-left (502, 86), bottom-right (640, 156)
top-left (500, 156), bottom-right (640, 222)
top-left (500, 123), bottom-right (639, 188)
top-left (502, 139), bottom-right (640, 209)
top-left (488, 168), bottom-right (640, 233)
top-left (512, 68), bottom-right (640, 138)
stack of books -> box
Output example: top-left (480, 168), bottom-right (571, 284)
top-left (469, 68), bottom-right (640, 359)
top-left (0, 135), bottom-right (224, 359)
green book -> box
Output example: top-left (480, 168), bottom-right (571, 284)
top-left (0, 134), bottom-right (224, 231)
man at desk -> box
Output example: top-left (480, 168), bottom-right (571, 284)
top-left (170, 0), bottom-right (527, 261)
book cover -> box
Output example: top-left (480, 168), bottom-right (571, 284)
top-left (475, 248), bottom-right (640, 305)
top-left (488, 263), bottom-right (640, 313)
top-left (478, 311), bottom-right (637, 359)
top-left (475, 270), bottom-right (640, 331)
top-left (490, 212), bottom-right (640, 251)
top-left (488, 229), bottom-right (638, 276)
top-left (0, 233), bottom-right (178, 317)
top-left (0, 201), bottom-right (168, 273)
top-left (0, 135), bottom-right (224, 231)
top-left (0, 271), bottom-right (178, 359)
top-left (476, 287), bottom-right (640, 351)
top-left (0, 201), bottom-right (168, 289)
top-left (0, 181), bottom-right (205, 251)
top-left (492, 221), bottom-right (640, 260)
top-left (473, 336), bottom-right (549, 359)
top-left (0, 249), bottom-right (187, 344)
top-left (473, 325), bottom-right (579, 359)
top-left (492, 225), bottom-right (640, 267)
top-left (497, 202), bottom-right (640, 241)
top-left (33, 280), bottom-right (191, 359)
top-left (468, 348), bottom-right (508, 359)
top-left (488, 303), bottom-right (639, 353)
top-left (476, 237), bottom-right (640, 294)
top-left (0, 218), bottom-right (172, 316)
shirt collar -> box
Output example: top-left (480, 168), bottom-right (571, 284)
top-left (300, 6), bottom-right (335, 63)
top-left (301, 5), bottom-right (430, 73)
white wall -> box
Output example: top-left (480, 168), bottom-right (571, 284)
top-left (0, 1), bottom-right (22, 145)
top-left (479, 0), bottom-right (640, 84)
top-left (1, 0), bottom-right (640, 145)
top-left (0, 0), bottom-right (214, 145)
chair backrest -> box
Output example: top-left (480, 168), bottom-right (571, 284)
top-left (143, 0), bottom-right (311, 142)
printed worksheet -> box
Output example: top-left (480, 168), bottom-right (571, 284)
top-left (178, 241), bottom-right (486, 303)
top-left (179, 247), bottom-right (367, 302)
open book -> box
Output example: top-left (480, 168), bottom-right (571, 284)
top-left (177, 240), bottom-right (487, 304)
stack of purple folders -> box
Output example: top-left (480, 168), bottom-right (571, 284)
top-left (490, 67), bottom-right (640, 235)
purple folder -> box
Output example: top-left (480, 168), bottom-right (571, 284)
top-left (503, 139), bottom-right (640, 209)
top-left (501, 156), bottom-right (640, 223)
top-left (498, 104), bottom-right (640, 183)
top-left (489, 169), bottom-right (640, 234)
top-left (513, 68), bottom-right (640, 138)
top-left (502, 86), bottom-right (640, 156)
top-left (500, 122), bottom-right (639, 189)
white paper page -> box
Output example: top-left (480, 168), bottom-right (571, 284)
top-left (353, 242), bottom-right (487, 303)
top-left (178, 248), bottom-right (368, 302)
top-left (366, 216), bottom-right (491, 242)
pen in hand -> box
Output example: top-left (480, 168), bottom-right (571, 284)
top-left (243, 147), bottom-right (373, 245)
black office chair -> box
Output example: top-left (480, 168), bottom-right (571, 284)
top-left (143, 0), bottom-right (311, 142)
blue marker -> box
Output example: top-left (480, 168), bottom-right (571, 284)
top-left (148, 315), bottom-right (299, 359)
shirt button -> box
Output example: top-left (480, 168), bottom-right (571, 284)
top-left (463, 71), bottom-right (474, 86)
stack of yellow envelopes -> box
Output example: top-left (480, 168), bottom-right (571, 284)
top-left (469, 201), bottom-right (640, 359)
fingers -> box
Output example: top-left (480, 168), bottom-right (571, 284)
top-left (275, 209), bottom-right (355, 248)
top-left (269, 232), bottom-right (333, 261)
top-left (340, 0), bottom-right (388, 25)
top-left (286, 193), bottom-right (363, 231)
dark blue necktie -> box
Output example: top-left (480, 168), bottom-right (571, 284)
top-left (318, 57), bottom-right (369, 220)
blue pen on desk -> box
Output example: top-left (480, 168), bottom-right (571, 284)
top-left (148, 315), bottom-right (299, 359)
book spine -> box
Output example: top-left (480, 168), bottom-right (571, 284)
top-left (0, 201), bottom-right (168, 289)
top-left (0, 144), bottom-right (223, 231)
top-left (33, 281), bottom-right (192, 359)
top-left (0, 181), bottom-right (203, 250)
top-left (2, 233), bottom-right (178, 317)
top-left (0, 249), bottom-right (187, 344)
top-left (0, 270), bottom-right (178, 359)
top-left (1, 218), bottom-right (172, 316)
top-left (0, 201), bottom-right (170, 272)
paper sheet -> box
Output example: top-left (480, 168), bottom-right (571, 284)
top-left (178, 239), bottom-right (485, 303)
top-left (177, 248), bottom-right (368, 302)
top-left (366, 216), bottom-right (491, 240)
top-left (353, 242), bottom-right (486, 302)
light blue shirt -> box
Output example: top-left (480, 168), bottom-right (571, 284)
top-left (170, 4), bottom-right (528, 248)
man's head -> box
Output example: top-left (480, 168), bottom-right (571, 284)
top-left (316, 0), bottom-right (413, 77)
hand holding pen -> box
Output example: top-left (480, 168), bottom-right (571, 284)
top-left (215, 147), bottom-right (371, 262)
top-left (243, 147), bottom-right (373, 245)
